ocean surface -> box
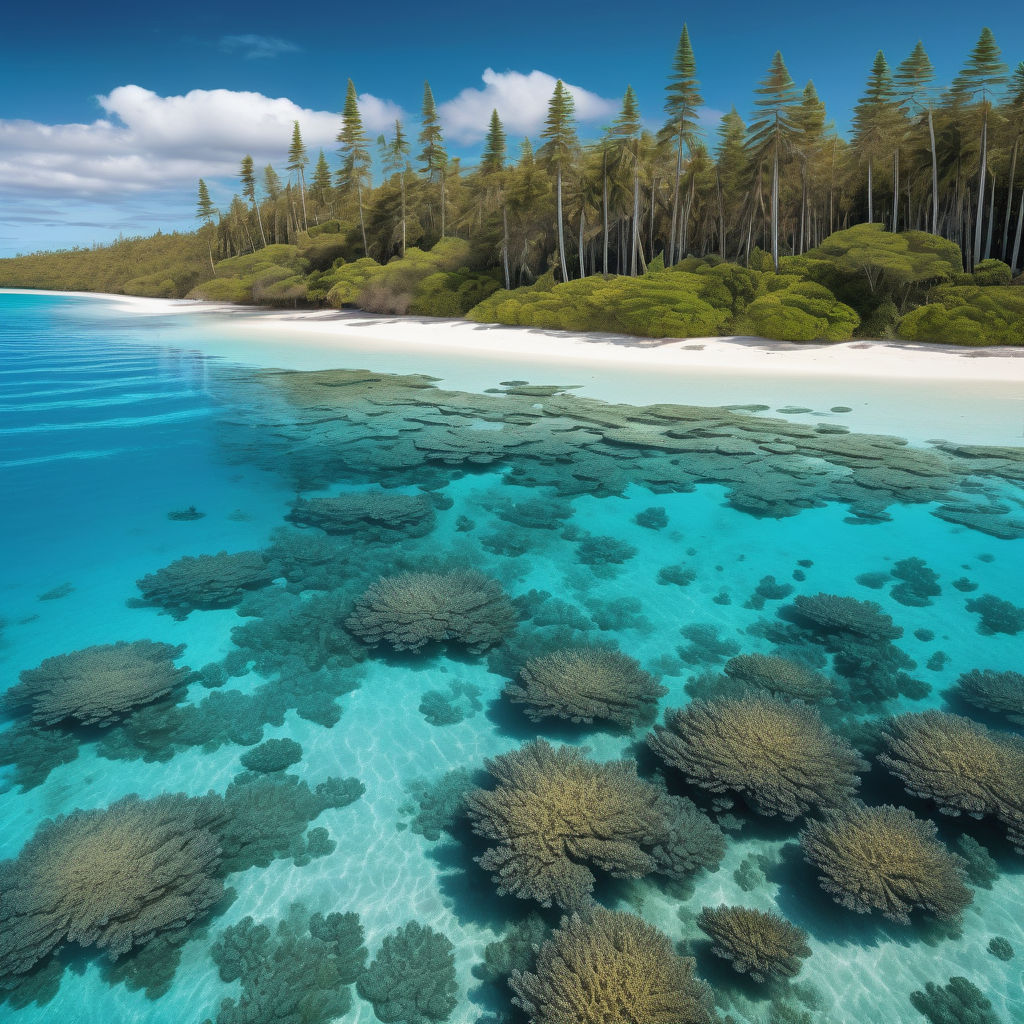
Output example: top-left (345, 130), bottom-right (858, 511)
top-left (0, 290), bottom-right (1022, 1024)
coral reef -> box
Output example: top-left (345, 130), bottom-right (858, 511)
top-left (908, 976), bottom-right (1001, 1024)
top-left (955, 669), bottom-right (1024, 724)
top-left (466, 740), bottom-right (722, 909)
top-left (4, 641), bottom-right (194, 728)
top-left (574, 533), bottom-right (637, 570)
top-left (696, 905), bottom-right (812, 982)
top-left (678, 623), bottom-right (740, 665)
top-left (509, 908), bottom-right (715, 1024)
top-left (215, 770), bottom-right (363, 873)
top-left (477, 914), bottom-right (550, 983)
top-left (879, 711), bottom-right (1024, 853)
top-left (261, 526), bottom-right (349, 592)
top-left (287, 489), bottom-right (436, 539)
top-left (800, 803), bottom-right (973, 923)
top-left (357, 921), bottom-right (458, 1024)
top-left (238, 738), bottom-right (303, 773)
top-left (505, 647), bottom-right (666, 728)
top-left (988, 936), bottom-right (1014, 961)
top-left (418, 681), bottom-right (482, 726)
top-left (723, 653), bottom-right (831, 701)
top-left (965, 593), bottom-right (1024, 635)
top-left (954, 836), bottom-right (998, 889)
top-left (133, 550), bottom-right (274, 619)
top-left (0, 723), bottom-right (80, 791)
top-left (0, 793), bottom-right (225, 984)
top-left (210, 903), bottom-right (366, 1024)
top-left (492, 495), bottom-right (574, 530)
top-left (648, 694), bottom-right (866, 819)
top-left (777, 592), bottom-right (925, 705)
top-left (744, 575), bottom-right (794, 610)
top-left (345, 570), bottom-right (516, 653)
top-left (658, 564), bottom-right (697, 586)
top-left (890, 557), bottom-right (941, 607)
top-left (636, 506), bottom-right (669, 529)
top-left (398, 768), bottom-right (480, 841)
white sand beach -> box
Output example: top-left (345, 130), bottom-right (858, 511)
top-left (5, 288), bottom-right (1024, 444)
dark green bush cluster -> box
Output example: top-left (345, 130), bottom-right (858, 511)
top-left (898, 285), bottom-right (1024, 346)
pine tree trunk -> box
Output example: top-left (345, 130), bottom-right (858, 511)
top-left (1002, 136), bottom-right (1018, 261)
top-left (630, 165), bottom-right (639, 276)
top-left (867, 156), bottom-right (873, 224)
top-left (985, 174), bottom-right (996, 259)
top-left (579, 208), bottom-right (586, 279)
top-left (799, 160), bottom-right (807, 254)
top-left (440, 170), bottom-right (447, 239)
top-left (502, 206), bottom-right (511, 289)
top-left (556, 167), bottom-right (568, 282)
top-left (974, 107), bottom-right (988, 267)
top-left (602, 157), bottom-right (609, 276)
top-left (401, 172), bottom-right (407, 257)
top-left (298, 171), bottom-right (308, 232)
top-left (717, 169), bottom-right (726, 259)
top-left (649, 178), bottom-right (656, 262)
top-left (357, 184), bottom-right (368, 255)
top-left (254, 203), bottom-right (267, 248)
top-left (892, 149), bottom-right (899, 232)
top-left (928, 108), bottom-right (939, 235)
top-left (669, 135), bottom-right (682, 266)
top-left (771, 149), bottom-right (780, 271)
top-left (1011, 189), bottom-right (1024, 275)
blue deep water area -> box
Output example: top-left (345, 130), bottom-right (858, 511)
top-left (0, 291), bottom-right (1022, 1024)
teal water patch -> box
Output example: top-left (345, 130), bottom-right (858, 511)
top-left (1, 293), bottom-right (1022, 1024)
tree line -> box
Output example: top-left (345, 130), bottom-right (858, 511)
top-left (196, 27), bottom-right (1024, 281)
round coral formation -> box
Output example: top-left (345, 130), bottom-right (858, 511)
top-left (345, 570), bottom-right (516, 653)
top-left (878, 711), bottom-right (1024, 853)
top-left (800, 803), bottom-right (973, 924)
top-left (723, 653), bottom-right (831, 701)
top-left (4, 641), bottom-right (193, 728)
top-left (955, 669), bottom-right (1024, 725)
top-left (647, 694), bottom-right (866, 820)
top-left (696, 905), bottom-right (811, 982)
top-left (134, 550), bottom-right (274, 619)
top-left (466, 739), bottom-right (723, 910)
top-left (286, 490), bottom-right (436, 538)
top-left (504, 647), bottom-right (666, 727)
top-left (0, 793), bottom-right (225, 984)
top-left (789, 593), bottom-right (903, 641)
top-left (510, 908), bottom-right (715, 1024)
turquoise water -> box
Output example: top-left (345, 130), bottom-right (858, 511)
top-left (0, 290), bottom-right (1022, 1023)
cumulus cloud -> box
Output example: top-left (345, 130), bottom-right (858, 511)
top-left (219, 34), bottom-right (300, 59)
top-left (439, 68), bottom-right (617, 143)
top-left (0, 85), bottom-right (403, 198)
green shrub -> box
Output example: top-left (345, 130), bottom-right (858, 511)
top-left (408, 271), bottom-right (500, 317)
top-left (730, 281), bottom-right (859, 341)
top-left (972, 259), bottom-right (1013, 286)
top-left (189, 277), bottom-right (255, 302)
top-left (326, 258), bottom-right (382, 307)
top-left (897, 285), bottom-right (1024, 346)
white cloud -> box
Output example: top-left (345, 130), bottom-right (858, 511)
top-left (0, 85), bottom-right (404, 198)
top-left (219, 34), bottom-right (300, 59)
top-left (439, 68), bottom-right (618, 143)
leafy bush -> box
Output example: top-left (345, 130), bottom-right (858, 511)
top-left (897, 285), bottom-right (1024, 346)
top-left (325, 257), bottom-right (382, 307)
top-left (972, 259), bottom-right (1012, 286)
top-left (409, 270), bottom-right (500, 316)
top-left (730, 279), bottom-right (859, 341)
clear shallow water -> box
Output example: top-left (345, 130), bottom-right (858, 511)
top-left (0, 291), bottom-right (1022, 1024)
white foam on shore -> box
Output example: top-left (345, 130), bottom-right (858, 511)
top-left (5, 289), bottom-right (1023, 445)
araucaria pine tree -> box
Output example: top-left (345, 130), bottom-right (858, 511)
top-left (748, 52), bottom-right (800, 270)
top-left (951, 27), bottom-right (1008, 267)
top-left (286, 121), bottom-right (309, 231)
top-left (852, 52), bottom-right (898, 226)
top-left (894, 42), bottom-right (939, 234)
top-left (418, 82), bottom-right (448, 238)
top-left (661, 25), bottom-right (703, 265)
top-left (539, 79), bottom-right (578, 282)
top-left (337, 79), bottom-right (372, 254)
top-left (239, 155), bottom-right (266, 248)
top-left (382, 121), bottom-right (411, 255)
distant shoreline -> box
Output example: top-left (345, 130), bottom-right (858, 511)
top-left (4, 288), bottom-right (1024, 446)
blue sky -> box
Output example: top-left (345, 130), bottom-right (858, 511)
top-left (1, 0), bottom-right (1021, 256)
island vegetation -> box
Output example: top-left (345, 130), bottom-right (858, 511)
top-left (1, 27), bottom-right (1022, 344)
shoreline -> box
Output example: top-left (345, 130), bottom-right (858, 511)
top-left (4, 288), bottom-right (1024, 445)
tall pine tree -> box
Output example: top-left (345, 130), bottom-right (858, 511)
top-left (239, 155), bottom-right (266, 248)
top-left (337, 79), bottom-right (372, 254)
top-left (894, 42), bottom-right (939, 234)
top-left (286, 121), bottom-right (309, 231)
top-left (661, 25), bottom-right (703, 265)
top-left (418, 82), bottom-right (448, 238)
top-left (539, 80), bottom-right (578, 281)
top-left (748, 52), bottom-right (800, 270)
top-left (852, 52), bottom-right (897, 225)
